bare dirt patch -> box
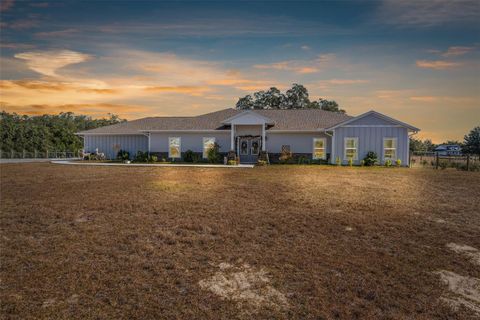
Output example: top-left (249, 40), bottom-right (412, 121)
top-left (199, 263), bottom-right (288, 312)
top-left (447, 243), bottom-right (480, 266)
top-left (434, 270), bottom-right (480, 316)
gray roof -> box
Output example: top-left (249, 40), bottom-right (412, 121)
top-left (78, 108), bottom-right (352, 134)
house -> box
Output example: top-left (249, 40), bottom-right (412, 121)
top-left (77, 108), bottom-right (420, 165)
top-left (434, 144), bottom-right (462, 156)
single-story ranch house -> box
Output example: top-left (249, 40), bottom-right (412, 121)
top-left (77, 108), bottom-right (420, 165)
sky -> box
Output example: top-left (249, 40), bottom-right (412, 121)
top-left (0, 0), bottom-right (479, 142)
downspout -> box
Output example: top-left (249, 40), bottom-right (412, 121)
top-left (324, 130), bottom-right (334, 164)
top-left (142, 132), bottom-right (151, 156)
top-left (408, 130), bottom-right (418, 167)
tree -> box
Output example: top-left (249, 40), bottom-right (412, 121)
top-left (318, 98), bottom-right (345, 113)
top-left (284, 83), bottom-right (310, 109)
top-left (409, 138), bottom-right (436, 153)
top-left (235, 95), bottom-right (254, 110)
top-left (0, 111), bottom-right (125, 153)
top-left (463, 126), bottom-right (480, 155)
top-left (235, 84), bottom-right (346, 113)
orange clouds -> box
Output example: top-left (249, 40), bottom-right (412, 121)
top-left (144, 85), bottom-right (212, 96)
top-left (1, 102), bottom-right (149, 117)
top-left (442, 46), bottom-right (473, 57)
top-left (409, 96), bottom-right (438, 102)
top-left (0, 80), bottom-right (117, 94)
top-left (416, 60), bottom-right (462, 70)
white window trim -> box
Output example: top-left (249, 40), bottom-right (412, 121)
top-left (312, 137), bottom-right (327, 160)
top-left (344, 137), bottom-right (358, 161)
top-left (203, 137), bottom-right (216, 159)
top-left (168, 137), bottom-right (181, 158)
top-left (383, 137), bottom-right (397, 161)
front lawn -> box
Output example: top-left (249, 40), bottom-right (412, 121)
top-left (1, 164), bottom-right (479, 319)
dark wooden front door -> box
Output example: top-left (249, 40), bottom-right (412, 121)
top-left (239, 137), bottom-right (261, 163)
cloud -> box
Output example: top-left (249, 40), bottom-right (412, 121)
top-left (0, 42), bottom-right (35, 49)
top-left (377, 0), bottom-right (480, 27)
top-left (323, 79), bottom-right (369, 85)
top-left (0, 0), bottom-right (14, 12)
top-left (144, 85), bottom-right (212, 96)
top-left (0, 102), bottom-right (149, 117)
top-left (416, 60), bottom-right (462, 70)
top-left (2, 19), bottom-right (39, 29)
top-left (301, 45), bottom-right (311, 51)
top-left (35, 29), bottom-right (79, 38)
top-left (441, 46), bottom-right (474, 57)
top-left (409, 96), bottom-right (439, 102)
top-left (30, 2), bottom-right (49, 8)
top-left (14, 50), bottom-right (92, 77)
top-left (254, 54), bottom-right (335, 74)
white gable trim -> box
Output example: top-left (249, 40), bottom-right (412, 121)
top-left (326, 110), bottom-right (420, 132)
top-left (221, 110), bottom-right (274, 125)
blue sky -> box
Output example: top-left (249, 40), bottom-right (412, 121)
top-left (1, 0), bottom-right (479, 142)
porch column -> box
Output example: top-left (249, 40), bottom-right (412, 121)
top-left (230, 124), bottom-right (235, 150)
top-left (262, 123), bottom-right (266, 151)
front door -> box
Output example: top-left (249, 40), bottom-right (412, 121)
top-left (239, 137), bottom-right (261, 163)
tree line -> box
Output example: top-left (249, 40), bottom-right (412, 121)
top-left (409, 126), bottom-right (480, 155)
top-left (236, 83), bottom-right (345, 112)
top-left (0, 111), bottom-right (124, 152)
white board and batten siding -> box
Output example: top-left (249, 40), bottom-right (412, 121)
top-left (84, 135), bottom-right (148, 159)
top-left (332, 112), bottom-right (410, 165)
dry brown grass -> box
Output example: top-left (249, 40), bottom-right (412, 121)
top-left (1, 164), bottom-right (479, 319)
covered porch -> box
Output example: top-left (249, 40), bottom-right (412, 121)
top-left (222, 111), bottom-right (274, 164)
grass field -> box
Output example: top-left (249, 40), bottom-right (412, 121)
top-left (1, 164), bottom-right (479, 319)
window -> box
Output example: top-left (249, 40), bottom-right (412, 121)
top-left (344, 137), bottom-right (358, 160)
top-left (168, 137), bottom-right (181, 158)
top-left (383, 138), bottom-right (397, 161)
top-left (240, 139), bottom-right (248, 155)
top-left (251, 139), bottom-right (260, 155)
top-left (313, 138), bottom-right (326, 159)
top-left (203, 137), bottom-right (215, 158)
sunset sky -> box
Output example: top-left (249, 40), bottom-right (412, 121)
top-left (1, 0), bottom-right (479, 142)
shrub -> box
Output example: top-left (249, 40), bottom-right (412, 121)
top-left (348, 158), bottom-right (353, 166)
top-left (257, 160), bottom-right (267, 166)
top-left (227, 150), bottom-right (236, 161)
top-left (134, 151), bottom-right (148, 162)
top-left (396, 159), bottom-right (402, 167)
top-left (227, 160), bottom-right (237, 166)
top-left (117, 149), bottom-right (130, 161)
top-left (361, 160), bottom-right (365, 166)
top-left (363, 151), bottom-right (378, 166)
top-left (298, 156), bottom-right (310, 165)
top-left (335, 156), bottom-right (341, 166)
top-left (207, 142), bottom-right (221, 163)
top-left (385, 159), bottom-right (392, 167)
top-left (184, 150), bottom-right (195, 163)
top-left (279, 149), bottom-right (293, 164)
top-left (86, 152), bottom-right (106, 161)
top-left (149, 155), bottom-right (158, 162)
top-left (421, 159), bottom-right (428, 166)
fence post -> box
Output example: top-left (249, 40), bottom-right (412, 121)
top-left (435, 153), bottom-right (439, 169)
top-left (466, 154), bottom-right (470, 171)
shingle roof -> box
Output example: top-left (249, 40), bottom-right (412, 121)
top-left (77, 108), bottom-right (352, 134)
